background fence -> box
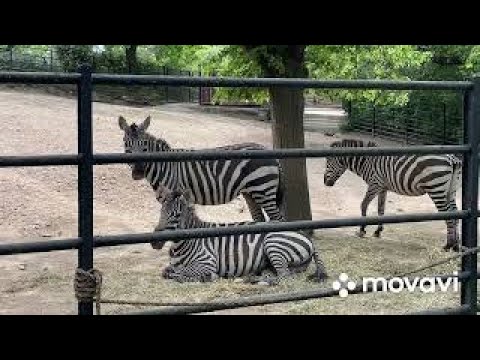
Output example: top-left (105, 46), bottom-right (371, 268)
top-left (0, 48), bottom-right (203, 105)
top-left (0, 69), bottom-right (478, 315)
top-left (344, 96), bottom-right (464, 145)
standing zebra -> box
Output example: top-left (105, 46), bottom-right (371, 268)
top-left (118, 116), bottom-right (285, 223)
top-left (154, 189), bottom-right (327, 285)
top-left (323, 139), bottom-right (462, 252)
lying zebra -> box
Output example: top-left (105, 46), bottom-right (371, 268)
top-left (324, 139), bottom-right (462, 252)
top-left (118, 116), bottom-right (285, 223)
top-left (153, 189), bottom-right (328, 285)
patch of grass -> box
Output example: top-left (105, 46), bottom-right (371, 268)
top-left (91, 227), bottom-right (470, 315)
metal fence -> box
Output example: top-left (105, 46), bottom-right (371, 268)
top-left (0, 49), bottom-right (201, 104)
top-left (345, 100), bottom-right (464, 145)
top-left (0, 67), bottom-right (478, 315)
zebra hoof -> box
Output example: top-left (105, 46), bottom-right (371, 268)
top-left (356, 230), bottom-right (366, 238)
top-left (443, 240), bottom-right (460, 252)
top-left (162, 266), bottom-right (176, 278)
top-left (373, 231), bottom-right (382, 238)
top-left (443, 244), bottom-right (454, 252)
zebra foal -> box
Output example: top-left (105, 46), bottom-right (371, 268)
top-left (153, 189), bottom-right (328, 285)
top-left (118, 116), bottom-right (285, 225)
top-left (323, 139), bottom-right (462, 252)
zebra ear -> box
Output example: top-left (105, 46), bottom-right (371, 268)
top-left (159, 188), bottom-right (173, 203)
top-left (140, 116), bottom-right (151, 131)
top-left (182, 189), bottom-right (195, 205)
top-left (118, 116), bottom-right (128, 131)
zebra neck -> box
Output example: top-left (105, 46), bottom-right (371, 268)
top-left (345, 156), bottom-right (372, 176)
top-left (143, 136), bottom-right (178, 191)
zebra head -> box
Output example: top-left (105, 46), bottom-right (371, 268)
top-left (324, 139), bottom-right (377, 186)
top-left (156, 188), bottom-right (195, 231)
top-left (118, 115), bottom-right (152, 181)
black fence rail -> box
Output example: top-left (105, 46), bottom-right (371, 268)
top-left (0, 68), bottom-right (478, 315)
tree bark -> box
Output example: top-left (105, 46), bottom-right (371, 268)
top-left (125, 45), bottom-right (138, 74)
top-left (269, 85), bottom-right (312, 224)
top-left (269, 46), bottom-right (312, 225)
top-left (242, 45), bottom-right (312, 227)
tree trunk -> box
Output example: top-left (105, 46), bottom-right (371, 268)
top-left (269, 86), bottom-right (312, 225)
top-left (125, 45), bottom-right (138, 74)
top-left (242, 45), bottom-right (312, 229)
top-left (268, 46), bottom-right (312, 230)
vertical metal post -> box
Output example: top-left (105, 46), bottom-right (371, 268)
top-left (443, 102), bottom-right (447, 144)
top-left (77, 65), bottom-right (94, 315)
top-left (461, 77), bottom-right (479, 314)
top-left (188, 71), bottom-right (192, 103)
top-left (9, 48), bottom-right (13, 70)
top-left (198, 68), bottom-right (202, 105)
top-left (372, 104), bottom-right (376, 137)
top-left (164, 66), bottom-right (169, 103)
top-left (50, 47), bottom-right (54, 72)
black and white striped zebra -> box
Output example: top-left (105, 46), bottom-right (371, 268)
top-left (118, 116), bottom-right (285, 223)
top-left (154, 189), bottom-right (327, 285)
top-left (323, 139), bottom-right (462, 252)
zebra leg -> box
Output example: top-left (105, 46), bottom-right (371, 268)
top-left (358, 186), bottom-right (379, 237)
top-left (244, 269), bottom-right (279, 286)
top-left (248, 191), bottom-right (285, 222)
top-left (447, 193), bottom-right (460, 252)
top-left (260, 244), bottom-right (296, 285)
top-left (162, 264), bottom-right (177, 279)
top-left (164, 263), bottom-right (219, 283)
top-left (243, 193), bottom-right (267, 222)
top-left (427, 190), bottom-right (459, 252)
top-left (373, 190), bottom-right (387, 238)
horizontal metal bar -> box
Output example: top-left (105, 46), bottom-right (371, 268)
top-left (0, 238), bottom-right (81, 256)
top-left (407, 305), bottom-right (471, 315)
top-left (125, 272), bottom-right (471, 315)
top-left (94, 211), bottom-right (467, 248)
top-left (94, 145), bottom-right (469, 164)
top-left (0, 147), bottom-right (470, 168)
top-left (0, 71), bottom-right (80, 84)
top-left (0, 211), bottom-right (467, 256)
top-left (0, 154), bottom-right (81, 168)
top-left (92, 74), bottom-right (473, 91)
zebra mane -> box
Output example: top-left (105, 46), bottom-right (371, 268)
top-left (128, 123), bottom-right (172, 151)
top-left (330, 139), bottom-right (378, 148)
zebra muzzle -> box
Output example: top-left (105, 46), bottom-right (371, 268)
top-left (324, 178), bottom-right (335, 187)
top-left (131, 166), bottom-right (145, 180)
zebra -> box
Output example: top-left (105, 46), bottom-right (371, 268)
top-left (118, 115), bottom-right (285, 224)
top-left (153, 189), bottom-right (328, 285)
top-left (323, 139), bottom-right (462, 252)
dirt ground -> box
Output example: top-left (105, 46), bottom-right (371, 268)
top-left (0, 88), bottom-right (474, 315)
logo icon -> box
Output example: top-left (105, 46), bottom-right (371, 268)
top-left (332, 273), bottom-right (357, 298)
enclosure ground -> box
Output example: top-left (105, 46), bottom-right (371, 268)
top-left (0, 88), bottom-right (474, 314)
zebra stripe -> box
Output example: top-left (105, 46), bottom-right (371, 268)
top-left (119, 116), bottom-right (284, 222)
top-left (155, 190), bottom-right (327, 285)
top-left (324, 139), bottom-right (462, 251)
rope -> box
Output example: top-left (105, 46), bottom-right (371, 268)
top-left (74, 268), bottom-right (103, 315)
top-left (393, 245), bottom-right (480, 279)
top-left (73, 245), bottom-right (479, 314)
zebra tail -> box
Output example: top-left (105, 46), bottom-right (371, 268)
top-left (306, 248), bottom-right (328, 282)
